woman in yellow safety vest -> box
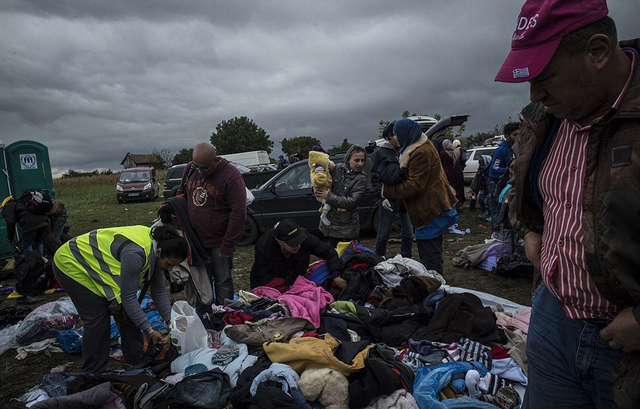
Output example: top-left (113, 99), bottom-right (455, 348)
top-left (53, 225), bottom-right (188, 373)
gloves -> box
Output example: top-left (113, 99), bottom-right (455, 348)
top-left (382, 198), bottom-right (393, 212)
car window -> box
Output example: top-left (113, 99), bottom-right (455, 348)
top-left (274, 165), bottom-right (311, 192)
top-left (474, 148), bottom-right (495, 159)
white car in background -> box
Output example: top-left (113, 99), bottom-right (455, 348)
top-left (463, 145), bottom-right (498, 184)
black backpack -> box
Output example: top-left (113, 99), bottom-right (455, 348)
top-left (15, 251), bottom-right (52, 296)
top-left (20, 189), bottom-right (53, 214)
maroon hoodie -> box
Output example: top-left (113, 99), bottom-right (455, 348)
top-left (178, 158), bottom-right (247, 254)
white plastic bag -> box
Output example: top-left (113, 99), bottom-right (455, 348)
top-left (170, 300), bottom-right (208, 355)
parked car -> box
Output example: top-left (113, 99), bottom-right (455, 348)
top-left (463, 145), bottom-right (498, 184)
top-left (163, 163), bottom-right (187, 199)
top-left (163, 161), bottom-right (281, 200)
top-left (116, 167), bottom-right (159, 203)
top-left (239, 154), bottom-right (381, 246)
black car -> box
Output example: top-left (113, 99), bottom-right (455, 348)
top-left (239, 154), bottom-right (384, 246)
top-left (163, 162), bottom-right (280, 200)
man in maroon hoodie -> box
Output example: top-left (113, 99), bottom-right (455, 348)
top-left (179, 143), bottom-right (247, 304)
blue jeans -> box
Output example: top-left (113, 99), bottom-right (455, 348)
top-left (209, 247), bottom-right (234, 305)
top-left (375, 202), bottom-right (413, 258)
top-left (488, 179), bottom-right (511, 232)
top-left (22, 227), bottom-right (45, 256)
top-left (523, 284), bottom-right (626, 408)
top-left (51, 208), bottom-right (68, 240)
top-left (477, 190), bottom-right (487, 214)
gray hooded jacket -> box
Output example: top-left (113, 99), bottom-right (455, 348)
top-left (319, 145), bottom-right (367, 239)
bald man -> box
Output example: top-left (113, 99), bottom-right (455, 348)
top-left (178, 143), bottom-right (247, 304)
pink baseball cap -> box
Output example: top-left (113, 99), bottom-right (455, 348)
top-left (495, 0), bottom-right (609, 83)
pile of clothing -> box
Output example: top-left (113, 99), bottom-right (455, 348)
top-left (10, 244), bottom-right (531, 409)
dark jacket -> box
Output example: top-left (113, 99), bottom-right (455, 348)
top-left (509, 39), bottom-right (640, 308)
top-left (370, 143), bottom-right (397, 198)
top-left (488, 139), bottom-right (514, 180)
top-left (383, 135), bottom-right (457, 229)
top-left (470, 154), bottom-right (492, 193)
top-left (178, 159), bottom-right (247, 254)
top-left (319, 146), bottom-right (367, 239)
top-left (1, 199), bottom-right (49, 241)
top-left (250, 227), bottom-right (342, 288)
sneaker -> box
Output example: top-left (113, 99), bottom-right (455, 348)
top-left (490, 232), bottom-right (501, 240)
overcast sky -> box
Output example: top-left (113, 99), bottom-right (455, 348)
top-left (0, 0), bottom-right (635, 176)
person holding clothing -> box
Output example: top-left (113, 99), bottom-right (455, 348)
top-left (314, 145), bottom-right (367, 248)
top-left (178, 143), bottom-right (247, 305)
top-left (53, 225), bottom-right (188, 374)
top-left (382, 118), bottom-right (457, 275)
top-left (250, 218), bottom-right (344, 289)
top-left (370, 121), bottom-right (413, 259)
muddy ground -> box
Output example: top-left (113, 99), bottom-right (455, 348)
top-left (0, 207), bottom-right (532, 406)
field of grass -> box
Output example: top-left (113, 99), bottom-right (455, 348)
top-left (54, 172), bottom-right (166, 236)
top-left (52, 172), bottom-right (260, 290)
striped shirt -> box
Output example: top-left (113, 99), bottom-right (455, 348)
top-left (538, 51), bottom-right (636, 319)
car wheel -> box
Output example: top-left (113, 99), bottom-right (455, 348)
top-left (238, 216), bottom-right (259, 247)
top-left (371, 208), bottom-right (403, 239)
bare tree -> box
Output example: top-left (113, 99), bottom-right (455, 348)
top-left (152, 148), bottom-right (173, 169)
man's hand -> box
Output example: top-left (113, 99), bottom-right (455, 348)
top-left (333, 277), bottom-right (347, 289)
top-left (523, 231), bottom-right (542, 271)
top-left (314, 188), bottom-right (329, 200)
top-left (149, 329), bottom-right (169, 345)
top-left (600, 307), bottom-right (640, 352)
top-left (382, 198), bottom-right (393, 212)
top-left (219, 250), bottom-right (231, 258)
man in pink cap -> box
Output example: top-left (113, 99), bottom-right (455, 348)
top-left (496, 0), bottom-right (639, 408)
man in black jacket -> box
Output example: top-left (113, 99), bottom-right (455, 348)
top-left (370, 122), bottom-right (413, 259)
top-left (250, 218), bottom-right (344, 289)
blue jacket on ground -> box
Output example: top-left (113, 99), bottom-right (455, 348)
top-left (488, 140), bottom-right (513, 180)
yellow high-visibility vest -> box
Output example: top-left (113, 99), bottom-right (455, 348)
top-left (53, 225), bottom-right (152, 302)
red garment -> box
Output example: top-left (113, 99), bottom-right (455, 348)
top-left (300, 332), bottom-right (321, 338)
top-left (222, 312), bottom-right (254, 326)
top-left (491, 345), bottom-right (510, 360)
top-left (264, 277), bottom-right (289, 293)
top-left (180, 158), bottom-right (247, 255)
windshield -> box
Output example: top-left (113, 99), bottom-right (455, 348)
top-left (119, 171), bottom-right (151, 183)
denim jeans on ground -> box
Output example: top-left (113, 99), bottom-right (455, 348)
top-left (375, 202), bottom-right (413, 258)
top-left (209, 247), bottom-right (234, 305)
top-left (523, 284), bottom-right (626, 409)
top-left (22, 227), bottom-right (45, 256)
top-left (416, 236), bottom-right (443, 275)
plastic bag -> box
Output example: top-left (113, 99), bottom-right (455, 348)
top-left (14, 297), bottom-right (80, 345)
top-left (170, 301), bottom-right (208, 355)
top-left (0, 322), bottom-right (21, 356)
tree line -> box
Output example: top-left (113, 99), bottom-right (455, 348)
top-left (130, 112), bottom-right (519, 169)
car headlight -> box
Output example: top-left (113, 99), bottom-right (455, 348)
top-left (116, 185), bottom-right (123, 192)
top-left (143, 182), bottom-right (152, 190)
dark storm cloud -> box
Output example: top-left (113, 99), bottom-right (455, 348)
top-left (0, 0), bottom-right (635, 175)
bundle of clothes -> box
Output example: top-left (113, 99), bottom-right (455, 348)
top-left (10, 242), bottom-right (531, 409)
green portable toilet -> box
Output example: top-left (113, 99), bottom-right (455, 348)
top-left (0, 140), bottom-right (56, 259)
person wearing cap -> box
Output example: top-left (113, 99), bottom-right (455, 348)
top-left (496, 1), bottom-right (640, 407)
top-left (250, 218), bottom-right (344, 289)
top-left (276, 154), bottom-right (290, 170)
top-left (370, 121), bottom-right (413, 259)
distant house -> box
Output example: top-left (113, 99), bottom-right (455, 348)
top-left (120, 153), bottom-right (165, 169)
